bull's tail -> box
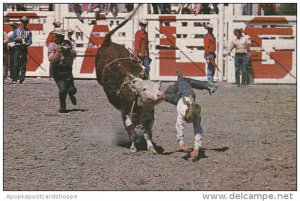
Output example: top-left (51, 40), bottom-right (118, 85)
top-left (102, 4), bottom-right (142, 47)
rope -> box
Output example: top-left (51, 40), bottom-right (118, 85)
top-left (100, 54), bottom-right (134, 83)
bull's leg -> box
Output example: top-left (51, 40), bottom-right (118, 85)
top-left (123, 114), bottom-right (138, 153)
top-left (144, 118), bottom-right (157, 154)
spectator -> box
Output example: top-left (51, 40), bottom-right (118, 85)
top-left (223, 28), bottom-right (251, 87)
top-left (16, 4), bottom-right (26, 11)
top-left (109, 3), bottom-right (119, 17)
top-left (73, 3), bottom-right (83, 23)
top-left (125, 3), bottom-right (134, 12)
top-left (11, 16), bottom-right (32, 84)
top-left (48, 30), bottom-right (77, 113)
top-left (152, 3), bottom-right (160, 14)
top-left (87, 3), bottom-right (102, 25)
top-left (88, 3), bottom-right (118, 17)
top-left (134, 19), bottom-right (151, 74)
top-left (257, 3), bottom-right (279, 15)
top-left (201, 3), bottom-right (219, 14)
top-left (194, 3), bottom-right (202, 15)
top-left (49, 3), bottom-right (54, 11)
top-left (161, 3), bottom-right (171, 14)
top-left (177, 3), bottom-right (193, 14)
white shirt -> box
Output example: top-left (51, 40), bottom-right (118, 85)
top-left (226, 35), bottom-right (251, 55)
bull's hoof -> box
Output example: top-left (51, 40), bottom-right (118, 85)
top-left (148, 146), bottom-right (157, 154)
top-left (130, 146), bottom-right (137, 153)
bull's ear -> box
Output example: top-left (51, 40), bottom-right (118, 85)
top-left (128, 74), bottom-right (140, 83)
top-left (127, 75), bottom-right (138, 93)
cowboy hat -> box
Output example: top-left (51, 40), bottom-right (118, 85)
top-left (20, 16), bottom-right (29, 23)
top-left (67, 29), bottom-right (74, 35)
top-left (139, 18), bottom-right (148, 26)
top-left (52, 21), bottom-right (62, 28)
top-left (234, 28), bottom-right (243, 34)
top-left (185, 103), bottom-right (201, 123)
top-left (204, 23), bottom-right (213, 29)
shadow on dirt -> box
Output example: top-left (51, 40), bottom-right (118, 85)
top-left (65, 109), bottom-right (88, 113)
top-left (208, 146), bottom-right (229, 152)
top-left (181, 147), bottom-right (229, 162)
top-left (182, 148), bottom-right (208, 162)
top-left (113, 131), bottom-right (169, 155)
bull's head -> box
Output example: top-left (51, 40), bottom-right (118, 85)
top-left (128, 76), bottom-right (165, 107)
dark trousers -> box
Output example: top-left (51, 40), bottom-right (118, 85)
top-left (9, 47), bottom-right (15, 79)
top-left (52, 64), bottom-right (77, 109)
top-left (12, 46), bottom-right (28, 82)
top-left (165, 78), bottom-right (208, 105)
top-left (3, 45), bottom-right (8, 79)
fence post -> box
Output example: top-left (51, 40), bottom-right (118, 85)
top-left (218, 4), bottom-right (225, 81)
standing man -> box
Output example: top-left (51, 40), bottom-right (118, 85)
top-left (203, 23), bottom-right (217, 86)
top-left (7, 23), bottom-right (19, 81)
top-left (11, 16), bottom-right (32, 84)
top-left (3, 31), bottom-right (9, 81)
top-left (223, 28), bottom-right (251, 87)
top-left (134, 19), bottom-right (150, 74)
top-left (164, 70), bottom-right (217, 159)
top-left (48, 30), bottom-right (77, 113)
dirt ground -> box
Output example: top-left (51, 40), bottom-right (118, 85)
top-left (3, 78), bottom-right (296, 191)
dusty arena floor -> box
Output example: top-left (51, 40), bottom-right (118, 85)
top-left (3, 78), bottom-right (296, 191)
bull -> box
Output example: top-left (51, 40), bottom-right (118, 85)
top-left (95, 5), bottom-right (164, 154)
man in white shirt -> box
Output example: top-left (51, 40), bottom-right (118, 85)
top-left (164, 71), bottom-right (217, 159)
top-left (223, 28), bottom-right (251, 87)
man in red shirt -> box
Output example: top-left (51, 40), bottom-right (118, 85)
top-left (46, 21), bottom-right (62, 47)
top-left (134, 19), bottom-right (150, 74)
top-left (203, 23), bottom-right (217, 86)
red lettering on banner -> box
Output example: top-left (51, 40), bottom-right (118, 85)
top-left (4, 13), bottom-right (44, 72)
top-left (158, 16), bottom-right (205, 77)
top-left (80, 14), bottom-right (108, 74)
top-left (244, 17), bottom-right (293, 79)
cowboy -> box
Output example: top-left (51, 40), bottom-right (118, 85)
top-left (203, 23), bottom-right (217, 86)
top-left (164, 71), bottom-right (217, 159)
top-left (48, 30), bottom-right (77, 113)
top-left (11, 16), bottom-right (32, 84)
top-left (223, 28), bottom-right (251, 87)
top-left (7, 23), bottom-right (19, 80)
top-left (134, 19), bottom-right (150, 74)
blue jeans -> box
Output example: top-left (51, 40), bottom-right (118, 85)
top-left (205, 52), bottom-right (216, 86)
top-left (142, 56), bottom-right (150, 73)
top-left (235, 53), bottom-right (248, 85)
top-left (165, 78), bottom-right (199, 105)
